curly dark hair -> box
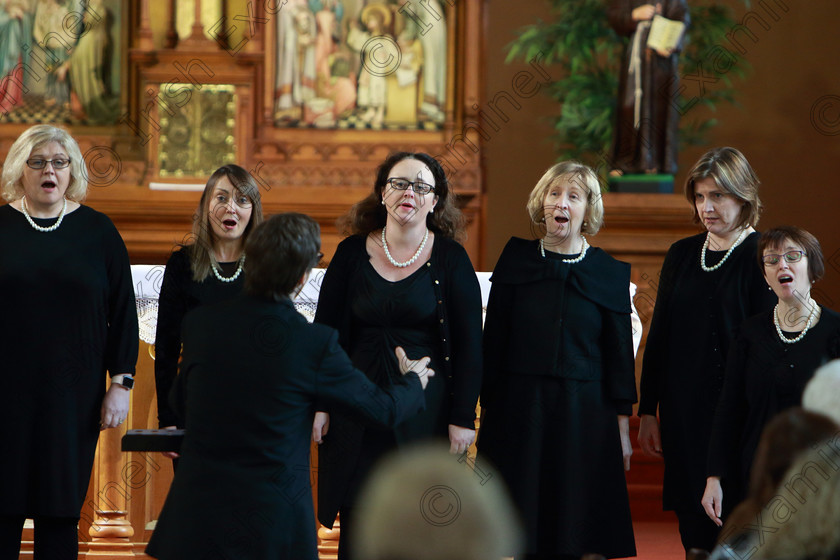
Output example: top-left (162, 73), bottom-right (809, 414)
top-left (339, 152), bottom-right (465, 240)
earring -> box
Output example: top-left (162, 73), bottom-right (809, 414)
top-left (381, 199), bottom-right (385, 205)
top-left (430, 208), bottom-right (435, 214)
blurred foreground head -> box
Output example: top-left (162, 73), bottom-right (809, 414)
top-left (354, 442), bottom-right (521, 560)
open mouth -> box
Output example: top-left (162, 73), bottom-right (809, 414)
top-left (779, 275), bottom-right (793, 284)
top-left (222, 219), bottom-right (237, 228)
top-left (554, 215), bottom-right (569, 224)
top-left (41, 181), bottom-right (56, 189)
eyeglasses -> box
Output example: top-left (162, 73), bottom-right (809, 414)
top-left (386, 178), bottom-right (435, 195)
top-left (762, 250), bottom-right (805, 266)
top-left (26, 158), bottom-right (71, 170)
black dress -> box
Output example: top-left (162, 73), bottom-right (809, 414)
top-left (154, 247), bottom-right (244, 428)
top-left (638, 232), bottom-right (776, 541)
top-left (314, 234), bottom-right (483, 531)
top-left (707, 307), bottom-right (840, 503)
top-left (0, 204), bottom-right (139, 517)
top-left (479, 238), bottom-right (637, 559)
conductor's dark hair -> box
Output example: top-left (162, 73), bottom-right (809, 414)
top-left (245, 213), bottom-right (321, 300)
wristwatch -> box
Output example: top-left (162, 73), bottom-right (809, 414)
top-left (112, 375), bottom-right (135, 390)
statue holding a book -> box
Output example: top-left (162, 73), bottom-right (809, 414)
top-left (608, 0), bottom-right (689, 177)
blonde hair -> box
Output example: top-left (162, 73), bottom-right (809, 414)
top-left (1, 125), bottom-right (87, 202)
top-left (526, 161), bottom-right (605, 235)
top-left (354, 442), bottom-right (521, 560)
top-left (754, 438), bottom-right (840, 560)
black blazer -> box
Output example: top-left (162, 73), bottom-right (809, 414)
top-left (146, 295), bottom-right (425, 560)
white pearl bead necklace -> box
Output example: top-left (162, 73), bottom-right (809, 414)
top-left (774, 298), bottom-right (818, 344)
top-left (539, 236), bottom-right (589, 264)
top-left (212, 254), bottom-right (245, 283)
top-left (21, 196), bottom-right (67, 232)
top-left (382, 226), bottom-right (428, 268)
top-left (700, 228), bottom-right (749, 272)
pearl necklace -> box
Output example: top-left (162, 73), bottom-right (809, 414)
top-left (212, 254), bottom-right (245, 283)
top-left (700, 229), bottom-right (749, 272)
top-left (382, 226), bottom-right (428, 268)
top-left (21, 196), bottom-right (67, 232)
top-left (774, 299), bottom-right (818, 344)
top-left (539, 236), bottom-right (589, 263)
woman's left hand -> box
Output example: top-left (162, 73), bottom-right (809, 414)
top-left (100, 383), bottom-right (130, 431)
top-left (618, 415), bottom-right (632, 471)
top-left (448, 424), bottom-right (475, 455)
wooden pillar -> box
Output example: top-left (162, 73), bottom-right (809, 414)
top-left (137, 0), bottom-right (154, 50)
top-left (85, 414), bottom-right (135, 557)
top-left (165, 0), bottom-right (179, 49)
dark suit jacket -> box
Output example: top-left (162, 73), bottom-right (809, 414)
top-left (146, 295), bottom-right (425, 560)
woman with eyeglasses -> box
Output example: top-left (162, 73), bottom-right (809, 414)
top-left (701, 226), bottom-right (840, 528)
top-left (313, 152), bottom-right (483, 560)
top-left (154, 165), bottom-right (263, 451)
top-left (0, 125), bottom-right (138, 558)
top-left (637, 147), bottom-right (776, 552)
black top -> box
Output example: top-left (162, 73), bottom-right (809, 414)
top-left (0, 204), bottom-right (138, 516)
top-left (707, 307), bottom-right (840, 497)
top-left (638, 231), bottom-right (776, 509)
top-left (481, 237), bottom-right (637, 413)
top-left (313, 233), bottom-right (483, 527)
top-left (154, 247), bottom-right (244, 428)
top-left (146, 295), bottom-right (425, 560)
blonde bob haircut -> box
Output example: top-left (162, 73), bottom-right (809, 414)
top-left (684, 147), bottom-right (762, 229)
top-left (1, 125), bottom-right (87, 202)
top-left (526, 161), bottom-right (604, 235)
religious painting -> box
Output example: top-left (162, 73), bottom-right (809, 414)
top-left (273, 0), bottom-right (450, 130)
top-left (0, 0), bottom-right (122, 125)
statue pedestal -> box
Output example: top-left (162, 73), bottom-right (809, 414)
top-left (609, 174), bottom-right (674, 194)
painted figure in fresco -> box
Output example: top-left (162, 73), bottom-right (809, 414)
top-left (69, 0), bottom-right (117, 122)
top-left (347, 3), bottom-right (392, 127)
top-left (399, 0), bottom-right (446, 123)
top-left (275, 0), bottom-right (317, 122)
top-left (0, 0), bottom-right (33, 113)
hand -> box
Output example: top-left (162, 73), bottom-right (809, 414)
top-left (394, 346), bottom-right (434, 389)
top-left (312, 411), bottom-right (330, 444)
top-left (618, 415), bottom-right (632, 471)
top-left (631, 4), bottom-right (657, 21)
top-left (701, 477), bottom-right (724, 526)
top-left (655, 47), bottom-right (675, 57)
top-left (160, 425), bottom-right (180, 459)
top-left (448, 424), bottom-right (475, 455)
top-left (100, 383), bottom-right (130, 431)
top-left (638, 414), bottom-right (664, 458)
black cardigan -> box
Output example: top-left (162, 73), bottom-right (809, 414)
top-left (481, 237), bottom-right (637, 414)
top-left (313, 233), bottom-right (483, 428)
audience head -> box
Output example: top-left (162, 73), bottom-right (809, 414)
top-left (803, 360), bottom-right (840, 426)
top-left (354, 442), bottom-right (521, 560)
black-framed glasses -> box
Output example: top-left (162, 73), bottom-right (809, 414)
top-left (386, 178), bottom-right (435, 195)
top-left (26, 158), bottom-right (71, 170)
top-left (762, 250), bottom-right (805, 266)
